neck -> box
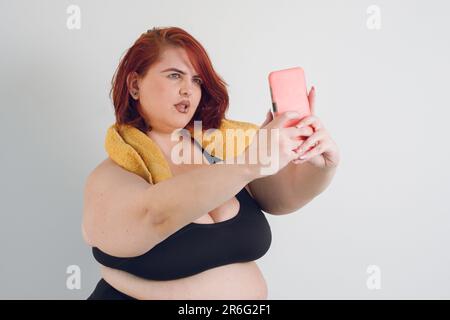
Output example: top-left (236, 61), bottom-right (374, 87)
top-left (147, 127), bottom-right (199, 160)
top-left (147, 128), bottom-right (207, 166)
top-left (147, 129), bottom-right (180, 152)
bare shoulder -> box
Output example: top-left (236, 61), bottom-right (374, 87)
top-left (86, 157), bottom-right (145, 190)
top-left (83, 157), bottom-right (150, 212)
top-left (89, 157), bottom-right (123, 181)
top-left (82, 157), bottom-right (161, 257)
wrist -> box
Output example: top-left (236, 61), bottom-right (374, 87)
top-left (242, 163), bottom-right (264, 181)
top-left (234, 149), bottom-right (264, 181)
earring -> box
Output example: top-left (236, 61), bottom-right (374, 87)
top-left (132, 91), bottom-right (138, 99)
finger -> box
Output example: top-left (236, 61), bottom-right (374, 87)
top-left (296, 115), bottom-right (322, 132)
top-left (308, 86), bottom-right (316, 115)
top-left (273, 111), bottom-right (301, 127)
top-left (288, 137), bottom-right (304, 151)
top-left (296, 130), bottom-right (325, 155)
top-left (289, 149), bottom-right (302, 161)
top-left (285, 125), bottom-right (314, 138)
top-left (260, 110), bottom-right (274, 128)
top-left (295, 140), bottom-right (329, 162)
top-left (296, 125), bottom-right (314, 137)
top-left (292, 139), bottom-right (306, 152)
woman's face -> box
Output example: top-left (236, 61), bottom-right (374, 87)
top-left (133, 46), bottom-right (203, 134)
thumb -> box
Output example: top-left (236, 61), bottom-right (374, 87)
top-left (274, 111), bottom-right (301, 127)
top-left (260, 110), bottom-right (273, 128)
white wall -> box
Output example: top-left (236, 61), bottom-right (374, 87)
top-left (0, 0), bottom-right (449, 299)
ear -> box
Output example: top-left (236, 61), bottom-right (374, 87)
top-left (126, 72), bottom-right (140, 97)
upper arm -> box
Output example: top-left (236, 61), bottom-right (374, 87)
top-left (247, 164), bottom-right (314, 215)
top-left (82, 160), bottom-right (165, 258)
top-left (247, 178), bottom-right (289, 215)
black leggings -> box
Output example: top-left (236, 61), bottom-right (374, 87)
top-left (87, 278), bottom-right (137, 300)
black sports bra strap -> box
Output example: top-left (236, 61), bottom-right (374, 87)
top-left (191, 136), bottom-right (222, 164)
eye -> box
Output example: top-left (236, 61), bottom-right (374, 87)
top-left (169, 73), bottom-right (203, 86)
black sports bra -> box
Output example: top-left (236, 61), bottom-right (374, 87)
top-left (91, 138), bottom-right (272, 281)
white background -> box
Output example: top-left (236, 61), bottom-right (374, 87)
top-left (0, 0), bottom-right (449, 299)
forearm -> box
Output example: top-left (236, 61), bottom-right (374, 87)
top-left (146, 162), bottom-right (260, 226)
top-left (289, 161), bottom-right (337, 202)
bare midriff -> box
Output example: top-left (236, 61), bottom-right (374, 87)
top-left (101, 261), bottom-right (268, 300)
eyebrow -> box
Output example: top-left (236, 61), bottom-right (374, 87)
top-left (161, 67), bottom-right (201, 78)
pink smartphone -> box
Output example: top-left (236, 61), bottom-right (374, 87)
top-left (268, 67), bottom-right (311, 128)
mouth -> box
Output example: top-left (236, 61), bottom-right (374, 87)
top-left (174, 101), bottom-right (190, 114)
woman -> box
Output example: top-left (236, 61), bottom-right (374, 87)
top-left (83, 26), bottom-right (340, 300)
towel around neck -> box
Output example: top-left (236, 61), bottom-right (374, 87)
top-left (104, 118), bottom-right (260, 184)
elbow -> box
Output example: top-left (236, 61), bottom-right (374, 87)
top-left (140, 185), bottom-right (167, 227)
top-left (262, 197), bottom-right (315, 215)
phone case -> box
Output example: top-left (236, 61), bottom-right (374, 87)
top-left (268, 67), bottom-right (311, 128)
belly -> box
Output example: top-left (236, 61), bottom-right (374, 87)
top-left (100, 261), bottom-right (268, 300)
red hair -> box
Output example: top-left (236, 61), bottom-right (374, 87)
top-left (110, 26), bottom-right (229, 133)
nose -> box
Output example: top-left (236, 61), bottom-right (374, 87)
top-left (179, 87), bottom-right (192, 97)
top-left (179, 80), bottom-right (193, 97)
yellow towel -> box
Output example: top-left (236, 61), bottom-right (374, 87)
top-left (105, 118), bottom-right (260, 184)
